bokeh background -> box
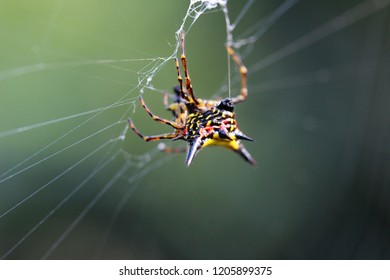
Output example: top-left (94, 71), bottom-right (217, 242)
top-left (1, 0), bottom-right (389, 259)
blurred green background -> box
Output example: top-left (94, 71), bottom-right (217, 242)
top-left (1, 0), bottom-right (389, 259)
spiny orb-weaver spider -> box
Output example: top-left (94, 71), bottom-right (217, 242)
top-left (128, 33), bottom-right (256, 166)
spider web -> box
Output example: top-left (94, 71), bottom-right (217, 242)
top-left (1, 0), bottom-right (390, 259)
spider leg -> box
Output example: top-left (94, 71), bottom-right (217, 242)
top-left (139, 96), bottom-right (183, 129)
top-left (163, 92), bottom-right (170, 108)
top-left (128, 119), bottom-right (179, 142)
top-left (180, 32), bottom-right (200, 105)
top-left (175, 58), bottom-right (190, 102)
top-left (227, 46), bottom-right (248, 104)
top-left (157, 143), bottom-right (187, 154)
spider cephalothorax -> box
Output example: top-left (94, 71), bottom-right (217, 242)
top-left (128, 33), bottom-right (255, 166)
